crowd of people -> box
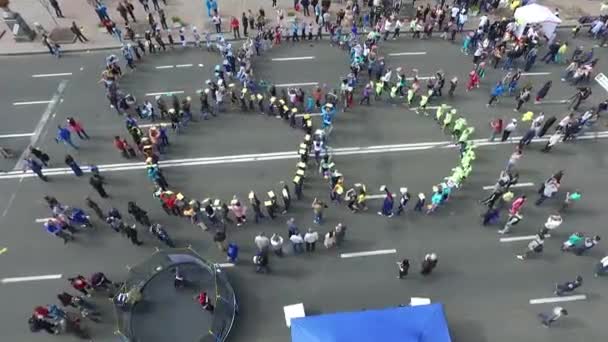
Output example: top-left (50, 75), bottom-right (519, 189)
top-left (21, 0), bottom-right (608, 337)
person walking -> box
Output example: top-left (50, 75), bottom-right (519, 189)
top-left (124, 0), bottom-right (137, 22)
top-left (536, 178), bottom-right (559, 206)
top-left (67, 117), bottom-right (90, 140)
top-left (397, 258), bottom-right (410, 279)
top-left (68, 275), bottom-right (92, 297)
top-left (89, 174), bottom-right (108, 198)
top-left (49, 0), bottom-right (64, 18)
top-left (29, 146), bottom-right (50, 166)
top-left (64, 155), bottom-right (83, 177)
top-left (56, 125), bottom-right (78, 149)
top-left (70, 22), bottom-right (89, 43)
top-left (85, 197), bottom-right (105, 220)
top-left (498, 212), bottom-right (522, 234)
top-left (501, 119), bottom-right (517, 142)
top-left (290, 231), bottom-right (304, 254)
top-left (487, 81), bottom-right (504, 107)
top-left (214, 228), bottom-right (227, 251)
top-left (534, 81), bottom-right (552, 104)
top-left (516, 233), bottom-right (545, 260)
top-left (124, 224), bottom-right (143, 246)
top-left (420, 253), bottom-right (438, 276)
top-left (538, 307), bottom-right (568, 327)
top-left (510, 195), bottom-right (527, 215)
top-left (23, 158), bottom-right (48, 181)
top-left (117, 2), bottom-right (130, 24)
top-left (489, 118), bottom-right (503, 141)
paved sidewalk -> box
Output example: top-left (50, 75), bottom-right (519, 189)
top-left (0, 0), bottom-right (599, 56)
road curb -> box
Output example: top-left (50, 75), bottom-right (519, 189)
top-left (0, 23), bottom-right (588, 56)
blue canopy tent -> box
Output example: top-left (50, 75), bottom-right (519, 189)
top-left (291, 304), bottom-right (451, 342)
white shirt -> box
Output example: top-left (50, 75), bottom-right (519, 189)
top-left (544, 215), bottom-right (562, 230)
top-left (290, 234), bottom-right (303, 244)
top-left (304, 231), bottom-right (319, 243)
top-left (271, 235), bottom-right (284, 247)
top-left (254, 235), bottom-right (270, 248)
top-left (505, 122), bottom-right (517, 132)
top-left (451, 7), bottom-right (459, 18)
top-left (600, 256), bottom-right (608, 267)
top-left (478, 15), bottom-right (488, 28)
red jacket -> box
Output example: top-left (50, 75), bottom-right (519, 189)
top-left (114, 138), bottom-right (127, 151)
top-left (230, 18), bottom-right (239, 29)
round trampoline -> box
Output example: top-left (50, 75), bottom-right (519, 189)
top-left (113, 247), bottom-right (237, 342)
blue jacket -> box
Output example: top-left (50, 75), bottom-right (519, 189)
top-left (57, 127), bottom-right (71, 141)
top-left (491, 84), bottom-right (504, 97)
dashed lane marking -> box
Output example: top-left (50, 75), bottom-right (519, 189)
top-left (0, 132), bottom-right (35, 139)
top-left (145, 90), bottom-right (185, 96)
top-left (529, 294), bottom-right (586, 304)
top-left (31, 72), bottom-right (73, 78)
top-left (500, 234), bottom-right (551, 242)
top-left (340, 249), bottom-right (397, 258)
top-left (482, 182), bottom-right (535, 190)
top-left (271, 56), bottom-right (316, 61)
top-left (388, 52), bottom-right (427, 56)
top-left (1, 274), bottom-right (63, 284)
top-left (12, 100), bottom-right (53, 106)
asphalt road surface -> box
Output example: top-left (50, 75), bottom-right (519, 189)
top-left (0, 28), bottom-right (607, 342)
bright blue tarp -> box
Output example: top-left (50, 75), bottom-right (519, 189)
top-left (291, 304), bottom-right (451, 342)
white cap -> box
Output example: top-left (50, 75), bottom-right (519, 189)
top-left (400, 187), bottom-right (408, 194)
top-left (512, 118), bottom-right (517, 122)
top-left (379, 185), bottom-right (387, 192)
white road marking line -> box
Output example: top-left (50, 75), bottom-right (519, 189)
top-left (294, 113), bottom-right (322, 117)
top-left (1, 274), bottom-right (63, 284)
top-left (35, 217), bottom-right (52, 223)
top-left (145, 90), bottom-right (185, 96)
top-left (198, 64), bottom-right (204, 67)
top-left (275, 82), bottom-right (318, 87)
top-left (271, 56), bottom-right (316, 61)
top-left (2, 131), bottom-right (608, 180)
top-left (14, 80), bottom-right (68, 171)
top-left (138, 122), bottom-right (172, 128)
top-left (535, 99), bottom-right (570, 104)
top-left (0, 132), bottom-right (35, 139)
top-left (341, 249), bottom-right (397, 258)
top-left (217, 263), bottom-right (235, 268)
top-left (176, 64), bottom-right (193, 68)
top-left (31, 72), bottom-right (73, 78)
top-left (405, 76), bottom-right (434, 80)
top-left (500, 234), bottom-right (551, 242)
top-left (12, 100), bottom-right (53, 106)
top-left (521, 72), bottom-right (552, 76)
top-left (529, 294), bottom-right (586, 304)
top-left (388, 52), bottom-right (427, 56)
top-left (155, 65), bottom-right (175, 69)
top-left (482, 182), bottom-right (535, 190)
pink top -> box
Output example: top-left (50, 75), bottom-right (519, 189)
top-left (68, 120), bottom-right (84, 132)
top-left (230, 204), bottom-right (247, 217)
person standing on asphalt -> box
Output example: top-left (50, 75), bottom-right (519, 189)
top-left (158, 9), bottom-right (168, 30)
top-left (64, 155), bottom-right (83, 177)
top-left (253, 250), bottom-right (270, 273)
top-left (311, 197), bottom-right (327, 224)
top-left (420, 253), bottom-right (438, 276)
top-left (89, 174), bottom-right (108, 198)
top-left (229, 196), bottom-right (247, 226)
top-left (85, 197), bottom-right (105, 220)
top-left (538, 307), bottom-right (567, 327)
top-left (67, 117), bottom-right (90, 140)
top-left (397, 258), bottom-right (410, 279)
top-left (304, 228), bottom-right (319, 252)
top-left (56, 125), bottom-right (78, 150)
top-left (230, 16), bottom-right (240, 39)
top-left (214, 228), bottom-right (227, 251)
top-left (127, 201), bottom-right (151, 226)
top-left (271, 233), bottom-right (284, 256)
top-left (254, 232), bottom-right (270, 253)
top-left (70, 22), bottom-right (89, 43)
top-left (23, 158), bottom-right (48, 181)
top-left (242, 12), bottom-right (248, 37)
top-left (123, 0), bottom-right (137, 22)
top-left (29, 146), bottom-right (50, 166)
top-left (49, 0), bottom-right (64, 18)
